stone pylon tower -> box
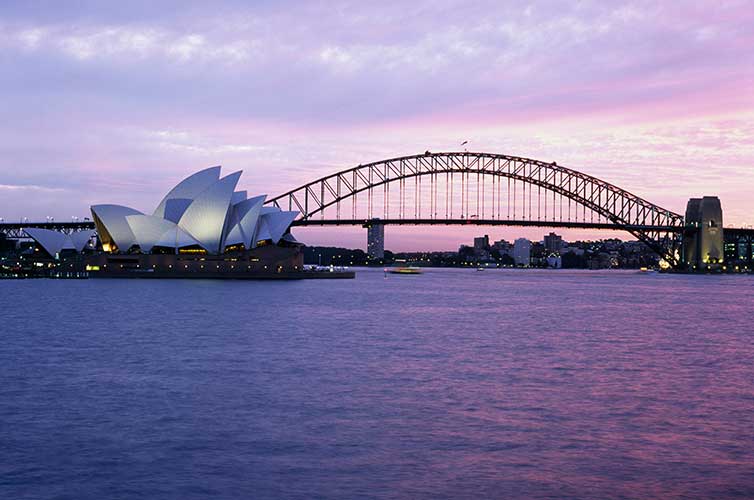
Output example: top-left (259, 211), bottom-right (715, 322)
top-left (683, 196), bottom-right (724, 271)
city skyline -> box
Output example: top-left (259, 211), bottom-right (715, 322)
top-left (1, 1), bottom-right (753, 251)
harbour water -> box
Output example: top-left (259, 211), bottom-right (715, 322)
top-left (2, 269), bottom-right (753, 499)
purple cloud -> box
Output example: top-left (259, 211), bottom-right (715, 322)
top-left (0, 1), bottom-right (753, 250)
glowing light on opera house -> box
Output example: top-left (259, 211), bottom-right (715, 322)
top-left (91, 166), bottom-right (298, 255)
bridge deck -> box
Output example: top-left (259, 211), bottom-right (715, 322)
top-left (0, 221), bottom-right (95, 239)
top-left (2, 220), bottom-right (753, 237)
top-left (292, 219), bottom-right (684, 232)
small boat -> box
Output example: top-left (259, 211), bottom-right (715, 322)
top-left (476, 267), bottom-right (485, 271)
top-left (388, 266), bottom-right (423, 275)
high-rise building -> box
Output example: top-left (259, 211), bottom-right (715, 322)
top-left (544, 232), bottom-right (563, 254)
top-left (473, 235), bottom-right (489, 251)
top-left (493, 239), bottom-right (511, 250)
top-left (366, 220), bottom-right (384, 261)
top-left (513, 238), bottom-right (531, 267)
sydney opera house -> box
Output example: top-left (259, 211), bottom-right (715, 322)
top-left (83, 166), bottom-right (307, 277)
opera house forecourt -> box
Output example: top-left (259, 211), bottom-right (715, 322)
top-left (27, 166), bottom-right (353, 279)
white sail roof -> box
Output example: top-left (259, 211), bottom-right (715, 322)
top-left (231, 191), bottom-right (247, 205)
top-left (126, 215), bottom-right (183, 253)
top-left (261, 211), bottom-right (299, 244)
top-left (281, 232), bottom-right (300, 244)
top-left (254, 217), bottom-right (272, 243)
top-left (162, 198), bottom-right (193, 224)
top-left (178, 171), bottom-right (242, 254)
top-left (260, 206), bottom-right (281, 215)
top-left (90, 166), bottom-right (304, 255)
top-left (154, 225), bottom-right (201, 249)
top-left (70, 230), bottom-right (96, 252)
top-left (225, 194), bottom-right (266, 249)
top-left (223, 224), bottom-right (245, 247)
top-left (24, 227), bottom-right (75, 257)
top-left (153, 166), bottom-right (221, 221)
top-left (91, 204), bottom-right (143, 251)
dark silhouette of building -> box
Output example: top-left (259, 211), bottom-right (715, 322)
top-left (544, 232), bottom-right (563, 254)
top-left (473, 235), bottom-right (489, 251)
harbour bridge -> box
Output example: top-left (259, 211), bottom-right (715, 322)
top-left (266, 152), bottom-right (687, 265)
top-left (2, 151), bottom-right (753, 268)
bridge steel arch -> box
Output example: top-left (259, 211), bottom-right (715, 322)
top-left (267, 152), bottom-right (685, 265)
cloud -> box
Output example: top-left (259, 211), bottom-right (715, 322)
top-left (0, 1), bottom-right (752, 248)
top-left (0, 183), bottom-right (65, 192)
top-left (1, 1), bottom-right (750, 125)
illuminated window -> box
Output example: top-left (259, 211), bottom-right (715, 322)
top-left (224, 244), bottom-right (245, 253)
top-left (178, 246), bottom-right (207, 254)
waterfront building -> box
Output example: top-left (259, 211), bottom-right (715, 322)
top-left (544, 232), bottom-right (563, 254)
top-left (83, 167), bottom-right (310, 277)
top-left (513, 238), bottom-right (531, 267)
top-left (473, 235), bottom-right (489, 251)
top-left (366, 219), bottom-right (385, 260)
top-left (493, 239), bottom-right (511, 251)
top-left (588, 252), bottom-right (611, 269)
top-left (561, 246), bottom-right (584, 256)
top-left (90, 166), bottom-right (298, 255)
top-left (546, 255), bottom-right (562, 269)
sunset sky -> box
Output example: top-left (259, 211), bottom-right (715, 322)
top-left (1, 1), bottom-right (753, 250)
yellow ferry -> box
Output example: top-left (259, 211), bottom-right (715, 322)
top-left (387, 266), bottom-right (423, 275)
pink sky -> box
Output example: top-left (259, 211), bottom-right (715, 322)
top-left (0, 1), bottom-right (753, 251)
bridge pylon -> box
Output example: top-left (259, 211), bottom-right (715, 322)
top-left (682, 196), bottom-right (724, 271)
